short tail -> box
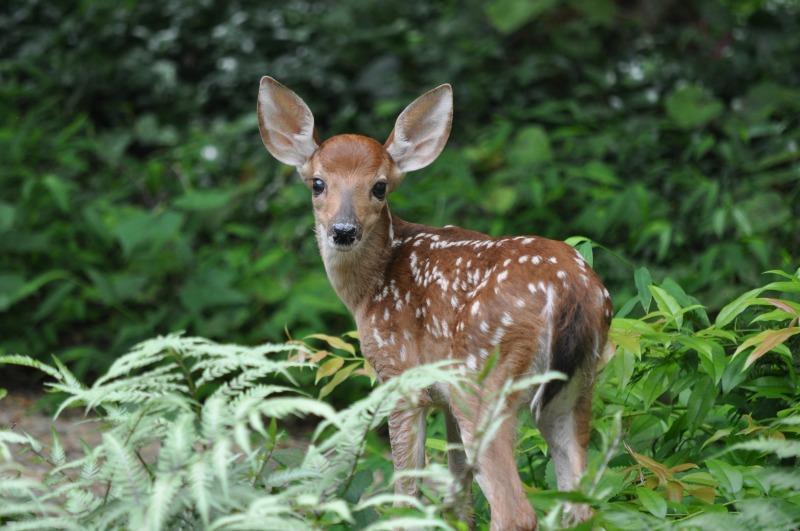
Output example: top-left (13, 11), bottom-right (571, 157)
top-left (533, 294), bottom-right (600, 413)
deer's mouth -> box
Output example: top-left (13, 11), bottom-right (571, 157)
top-left (329, 240), bottom-right (359, 252)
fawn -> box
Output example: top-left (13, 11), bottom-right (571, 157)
top-left (257, 77), bottom-right (613, 530)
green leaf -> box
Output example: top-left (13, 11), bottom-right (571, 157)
top-left (483, 186), bottom-right (517, 214)
top-left (485, 0), bottom-right (558, 34)
top-left (112, 209), bottom-right (184, 257)
top-left (715, 287), bottom-right (763, 328)
top-left (42, 174), bottom-right (74, 213)
top-left (706, 459), bottom-right (743, 495)
top-left (174, 188), bottom-right (236, 211)
top-left (0, 270), bottom-right (71, 311)
top-left (685, 376), bottom-right (716, 434)
top-left (425, 438), bottom-right (448, 452)
top-left (636, 487), bottom-right (667, 518)
top-left (650, 285), bottom-right (683, 329)
top-left (634, 267), bottom-right (653, 312)
top-left (508, 125), bottom-right (553, 167)
top-left (0, 202), bottom-right (16, 231)
top-left (665, 85), bottom-right (723, 129)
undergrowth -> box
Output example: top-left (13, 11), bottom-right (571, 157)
top-left (1, 267), bottom-right (799, 530)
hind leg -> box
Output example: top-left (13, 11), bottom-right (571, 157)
top-left (537, 369), bottom-right (594, 524)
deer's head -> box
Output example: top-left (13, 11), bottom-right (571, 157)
top-left (257, 77), bottom-right (453, 252)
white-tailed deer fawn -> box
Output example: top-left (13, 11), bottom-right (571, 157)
top-left (257, 77), bottom-right (613, 530)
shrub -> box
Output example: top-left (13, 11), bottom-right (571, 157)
top-left (1, 268), bottom-right (799, 529)
top-left (1, 1), bottom-right (799, 375)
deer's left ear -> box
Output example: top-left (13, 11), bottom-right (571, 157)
top-left (257, 76), bottom-right (318, 168)
top-left (385, 84), bottom-right (453, 173)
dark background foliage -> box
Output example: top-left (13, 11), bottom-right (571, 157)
top-left (1, 0), bottom-right (798, 378)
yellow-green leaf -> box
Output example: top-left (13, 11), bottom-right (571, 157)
top-left (315, 357), bottom-right (344, 384)
top-left (306, 333), bottom-right (356, 355)
top-left (425, 438), bottom-right (448, 452)
top-left (318, 362), bottom-right (359, 399)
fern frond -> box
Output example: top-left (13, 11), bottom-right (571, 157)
top-left (0, 354), bottom-right (62, 380)
top-left (101, 432), bottom-right (148, 504)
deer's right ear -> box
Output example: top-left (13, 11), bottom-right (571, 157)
top-left (257, 76), bottom-right (318, 168)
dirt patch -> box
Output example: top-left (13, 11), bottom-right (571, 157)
top-left (1, 391), bottom-right (105, 479)
top-left (1, 391), bottom-right (315, 483)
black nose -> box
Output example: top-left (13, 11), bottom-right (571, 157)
top-left (332, 223), bottom-right (358, 245)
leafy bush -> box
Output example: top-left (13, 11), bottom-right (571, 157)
top-left (2, 269), bottom-right (799, 529)
top-left (1, 1), bottom-right (799, 376)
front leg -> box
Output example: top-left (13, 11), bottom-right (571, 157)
top-left (388, 403), bottom-right (428, 497)
top-left (445, 408), bottom-right (474, 527)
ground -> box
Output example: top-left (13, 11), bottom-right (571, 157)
top-left (1, 391), bottom-right (106, 480)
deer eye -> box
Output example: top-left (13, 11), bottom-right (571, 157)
top-left (311, 178), bottom-right (325, 196)
top-left (372, 181), bottom-right (387, 200)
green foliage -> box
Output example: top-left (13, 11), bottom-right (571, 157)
top-left (0, 335), bottom-right (471, 529)
top-left (1, 1), bottom-right (798, 376)
top-left (2, 269), bottom-right (799, 529)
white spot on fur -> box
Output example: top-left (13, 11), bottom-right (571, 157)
top-left (471, 300), bottom-right (481, 315)
top-left (532, 256), bottom-right (542, 265)
top-left (518, 255), bottom-right (530, 264)
top-left (384, 307), bottom-right (390, 321)
top-left (548, 256), bottom-right (558, 264)
top-left (501, 312), bottom-right (514, 326)
top-left (466, 355), bottom-right (477, 370)
top-left (497, 270), bottom-right (509, 283)
top-left (503, 258), bottom-right (512, 267)
top-left (480, 321), bottom-right (489, 333)
top-left (557, 270), bottom-right (567, 279)
top-left (515, 298), bottom-right (526, 308)
top-left (522, 237), bottom-right (535, 244)
top-left (492, 327), bottom-right (505, 344)
top-left (372, 329), bottom-right (385, 348)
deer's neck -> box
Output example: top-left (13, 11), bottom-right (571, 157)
top-left (318, 207), bottom-right (394, 314)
